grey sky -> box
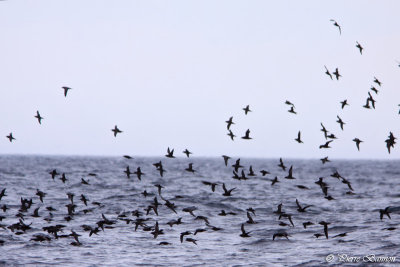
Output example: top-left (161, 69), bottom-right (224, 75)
top-left (1, 1), bottom-right (400, 159)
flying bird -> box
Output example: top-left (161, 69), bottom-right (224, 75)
top-left (340, 100), bottom-right (349, 109)
top-left (62, 86), bottom-right (71, 97)
top-left (356, 41), bottom-right (363, 54)
top-left (222, 155), bottom-right (230, 166)
top-left (34, 111), bottom-right (44, 124)
top-left (353, 138), bottom-right (363, 151)
top-left (165, 147), bottom-right (175, 158)
top-left (319, 140), bottom-right (333, 149)
top-left (241, 129), bottom-right (252, 140)
top-left (373, 77), bottom-right (382, 87)
top-left (243, 105), bottom-right (252, 115)
top-left (324, 66), bottom-right (333, 80)
top-left (330, 19), bottom-right (341, 35)
top-left (336, 115), bottom-right (345, 130)
top-left (183, 149), bottom-right (192, 158)
top-left (295, 131), bottom-right (303, 143)
top-left (111, 125), bottom-right (122, 137)
top-left (240, 224), bottom-right (251, 238)
top-left (225, 117), bottom-right (235, 130)
top-left (333, 68), bottom-right (342, 80)
top-left (227, 130), bottom-right (236, 141)
top-left (6, 133), bottom-right (15, 142)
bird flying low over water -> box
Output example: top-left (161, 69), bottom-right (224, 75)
top-left (62, 87), bottom-right (71, 97)
top-left (111, 125), bottom-right (122, 137)
top-left (6, 133), bottom-right (15, 142)
top-left (240, 224), bottom-right (251, 238)
top-left (330, 19), bottom-right (341, 35)
top-left (288, 106), bottom-right (297, 114)
top-left (222, 155), bottom-right (230, 166)
top-left (379, 207), bottom-right (391, 220)
top-left (165, 147), bottom-right (175, 158)
top-left (182, 149), bottom-right (192, 158)
top-left (336, 115), bottom-right (345, 130)
top-left (385, 132), bottom-right (396, 154)
top-left (222, 183), bottom-right (235, 196)
top-left (34, 111), bottom-right (44, 124)
top-left (319, 221), bottom-right (330, 239)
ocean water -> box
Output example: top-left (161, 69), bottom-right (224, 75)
top-left (0, 155), bottom-right (399, 266)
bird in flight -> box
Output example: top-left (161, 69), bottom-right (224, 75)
top-left (111, 125), bottom-right (122, 137)
top-left (34, 111), bottom-right (44, 124)
top-left (373, 77), bottom-right (382, 87)
top-left (165, 147), bottom-right (175, 158)
top-left (340, 100), bottom-right (349, 109)
top-left (356, 41), bottom-right (363, 55)
top-left (222, 155), bottom-right (230, 166)
top-left (295, 131), bottom-right (303, 143)
top-left (353, 138), bottom-right (363, 151)
top-left (227, 130), bottom-right (235, 141)
top-left (243, 105), bottom-right (252, 115)
top-left (241, 129), bottom-right (252, 140)
top-left (240, 224), bottom-right (251, 238)
top-left (225, 117), bottom-right (234, 130)
top-left (324, 66), bottom-right (333, 80)
top-left (319, 140), bottom-right (333, 149)
top-left (333, 68), bottom-right (342, 80)
top-left (62, 86), bottom-right (71, 97)
top-left (288, 106), bottom-right (297, 114)
top-left (336, 115), bottom-right (345, 130)
top-left (330, 19), bottom-right (341, 35)
top-left (6, 133), bottom-right (15, 142)
top-left (182, 149), bottom-right (192, 158)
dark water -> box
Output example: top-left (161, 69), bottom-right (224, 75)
top-left (0, 155), bottom-right (399, 266)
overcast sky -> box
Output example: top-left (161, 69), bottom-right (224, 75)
top-left (1, 1), bottom-right (400, 159)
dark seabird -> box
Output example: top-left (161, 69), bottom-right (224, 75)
top-left (330, 19), bottom-right (341, 35)
top-left (246, 212), bottom-right (256, 224)
top-left (183, 149), bottom-right (192, 158)
top-left (319, 221), bottom-right (330, 239)
top-left (374, 77), bottom-right (382, 87)
top-left (124, 166), bottom-right (132, 178)
top-left (379, 207), bottom-right (391, 220)
top-left (134, 167), bottom-right (144, 180)
top-left (111, 125), bottom-right (122, 137)
top-left (248, 166), bottom-right (256, 176)
top-left (260, 170), bottom-right (270, 176)
top-left (60, 173), bottom-right (67, 183)
top-left (227, 130), bottom-right (236, 141)
top-left (243, 105), bottom-right (252, 115)
top-left (271, 176), bottom-right (279, 186)
top-left (225, 116), bottom-right (235, 130)
top-left (180, 231), bottom-right (192, 243)
top-left (296, 199), bottom-right (311, 212)
top-left (151, 221), bottom-right (163, 239)
top-left (285, 166), bottom-right (295, 179)
top-left (285, 100), bottom-right (295, 107)
top-left (333, 68), bottom-right (342, 80)
top-left (186, 238), bottom-right (197, 245)
top-left (36, 189), bottom-right (46, 203)
top-left (320, 123), bottom-right (328, 139)
top-left (34, 111), bottom-right (44, 124)
top-left (49, 169), bottom-right (59, 180)
top-left (81, 178), bottom-right (90, 185)
top-left (222, 183), bottom-right (235, 196)
top-left (185, 163), bottom-right (196, 173)
top-left (202, 181), bottom-right (218, 192)
top-left (356, 41), bottom-right (363, 54)
top-left (80, 194), bottom-right (88, 206)
top-left (278, 158), bottom-right (286, 171)
top-left (232, 159), bottom-right (243, 172)
top-left (324, 65), bottom-right (333, 80)
top-left (240, 224), bottom-right (251, 238)
top-left (62, 86), bottom-right (71, 97)
top-left (194, 228), bottom-right (207, 235)
top-left (303, 222), bottom-right (314, 229)
top-left (222, 155), bottom-right (230, 166)
top-left (320, 156), bottom-right (330, 164)
top-left (336, 115), bottom-right (345, 130)
top-left (182, 206), bottom-right (197, 217)
top-left (241, 129), bottom-right (252, 140)
top-left (288, 106), bottom-right (297, 114)
top-left (165, 147), bottom-right (175, 158)
top-left (272, 232), bottom-right (290, 241)
top-left (123, 155), bottom-right (133, 159)
top-left (6, 133), bottom-right (15, 142)
top-left (319, 140), bottom-right (333, 149)
top-left (295, 131), bottom-right (303, 143)
top-left (332, 233), bottom-right (347, 238)
top-left (352, 138), bottom-right (363, 151)
top-left (340, 100), bottom-right (349, 109)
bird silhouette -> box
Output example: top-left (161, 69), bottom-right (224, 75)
top-left (165, 147), bottom-right (175, 158)
top-left (295, 131), bottom-right (303, 143)
top-left (379, 207), bottom-right (391, 220)
top-left (183, 149), bottom-right (192, 158)
top-left (240, 224), bottom-right (251, 237)
top-left (222, 155), bottom-right (230, 166)
top-left (241, 129), bottom-right (252, 140)
top-left (111, 125), bottom-right (122, 137)
top-left (243, 105), bottom-right (252, 115)
top-left (333, 68), bottom-right (342, 80)
top-left (222, 183), bottom-right (235, 196)
top-left (62, 86), bottom-right (71, 97)
top-left (6, 133), bottom-right (15, 142)
top-left (336, 115), bottom-right (345, 130)
top-left (356, 41), bottom-right (363, 54)
top-left (225, 116), bottom-right (235, 130)
top-left (353, 138), bottom-right (363, 151)
top-left (324, 65), bottom-right (333, 80)
top-left (34, 111), bottom-right (44, 124)
top-left (340, 100), bottom-right (349, 109)
top-left (330, 19), bottom-right (341, 35)
top-left (319, 221), bottom-right (330, 239)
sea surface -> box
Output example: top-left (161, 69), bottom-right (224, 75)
top-left (0, 155), bottom-right (399, 267)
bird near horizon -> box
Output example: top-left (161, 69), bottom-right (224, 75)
top-left (6, 133), bottom-right (15, 142)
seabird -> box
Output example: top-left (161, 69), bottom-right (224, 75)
top-left (356, 41), bottom-right (363, 54)
top-left (225, 117), bottom-right (235, 130)
top-left (285, 166), bottom-right (295, 179)
top-left (241, 129), bottom-right (252, 140)
top-left (278, 158), bottom-right (286, 171)
top-left (271, 176), bottom-right (279, 186)
top-left (319, 140), bottom-right (333, 149)
top-left (336, 115), bottom-right (345, 130)
top-left (222, 155), bottom-right (230, 166)
top-left (243, 105), bottom-right (252, 115)
top-left (34, 111), bottom-right (44, 124)
top-left (379, 207), bottom-right (391, 220)
top-left (333, 68), bottom-right (342, 80)
top-left (295, 131), bottom-right (303, 143)
top-left (373, 77), bottom-right (382, 87)
top-left (320, 156), bottom-right (330, 164)
top-left (340, 100), bottom-right (349, 109)
top-left (222, 183), bottom-right (235, 196)
top-left (185, 163), bottom-right (196, 173)
top-left (111, 125), bottom-right (122, 137)
top-left (165, 147), bottom-right (175, 158)
top-left (246, 212), bottom-right (256, 224)
top-left (330, 19), bottom-right (341, 35)
top-left (180, 231), bottom-right (192, 243)
top-left (227, 130), bottom-right (236, 141)
top-left (296, 199), bottom-right (311, 212)
top-left (352, 138), bottom-right (363, 151)
top-left (319, 221), bottom-right (330, 239)
top-left (324, 65), bottom-right (333, 80)
top-left (240, 224), bottom-right (251, 237)
top-left (62, 86), bottom-right (71, 97)
top-left (183, 149), bottom-right (192, 158)
top-left (6, 133), bottom-right (15, 142)
top-left (272, 232), bottom-right (290, 241)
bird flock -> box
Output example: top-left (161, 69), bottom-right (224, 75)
top-left (0, 19), bottom-right (399, 250)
